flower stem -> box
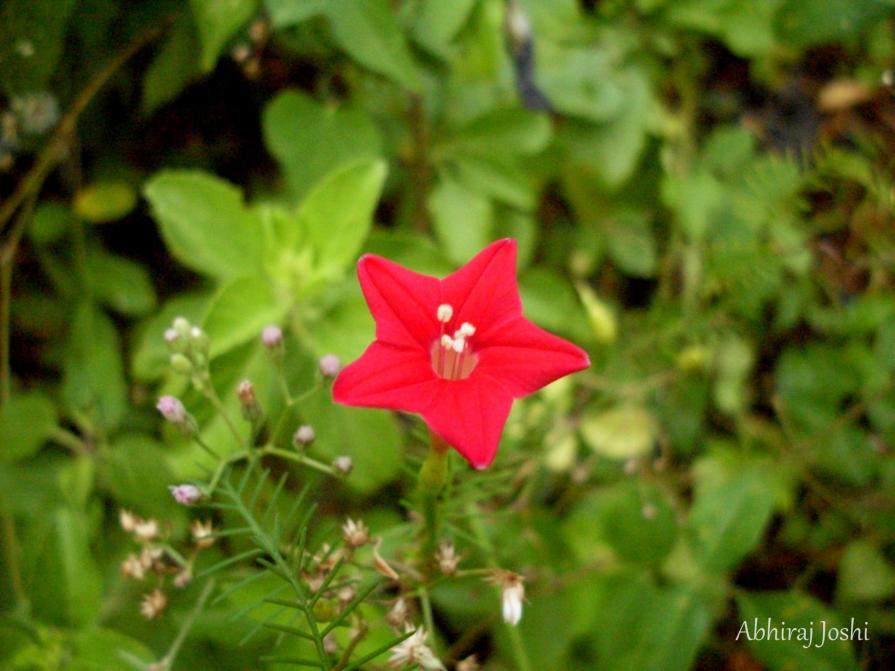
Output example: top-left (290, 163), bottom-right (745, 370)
top-left (418, 432), bottom-right (449, 564)
top-left (157, 578), bottom-right (215, 670)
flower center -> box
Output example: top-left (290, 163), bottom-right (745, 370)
top-left (431, 305), bottom-right (478, 380)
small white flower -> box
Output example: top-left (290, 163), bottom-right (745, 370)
top-left (435, 543), bottom-right (461, 575)
top-left (487, 570), bottom-right (525, 626)
top-left (342, 518), bottom-right (369, 548)
top-left (133, 518), bottom-right (160, 542)
top-left (388, 627), bottom-right (445, 670)
top-left (140, 589), bottom-right (167, 619)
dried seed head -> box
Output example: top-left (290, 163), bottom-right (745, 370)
top-left (119, 509), bottom-right (138, 533)
top-left (133, 518), bottom-right (160, 542)
top-left (388, 627), bottom-right (445, 670)
top-left (140, 589), bottom-right (168, 619)
top-left (121, 554), bottom-right (145, 580)
top-left (342, 518), bottom-right (369, 548)
top-left (386, 597), bottom-right (408, 629)
top-left (372, 538), bottom-right (399, 581)
top-left (191, 519), bottom-right (215, 549)
top-left (435, 543), bottom-right (461, 576)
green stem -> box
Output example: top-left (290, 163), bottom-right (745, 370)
top-left (158, 578), bottom-right (215, 670)
top-left (201, 384), bottom-right (243, 448)
top-left (467, 503), bottom-right (531, 671)
top-left (418, 584), bottom-right (436, 639)
top-left (1, 512), bottom-right (25, 606)
top-left (260, 446), bottom-right (336, 476)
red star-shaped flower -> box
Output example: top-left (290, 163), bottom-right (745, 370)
top-left (333, 239), bottom-right (590, 469)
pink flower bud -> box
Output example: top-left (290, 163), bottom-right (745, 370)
top-left (168, 484), bottom-right (202, 505)
top-left (319, 354), bottom-right (341, 378)
top-left (262, 324), bottom-right (283, 349)
top-left (156, 396), bottom-right (186, 424)
top-left (293, 424), bottom-right (315, 447)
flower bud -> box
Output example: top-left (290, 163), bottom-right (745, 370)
top-left (487, 570), bottom-right (525, 626)
top-left (140, 589), bottom-right (168, 619)
top-left (169, 353), bottom-right (193, 375)
top-left (156, 395), bottom-right (197, 437)
top-left (189, 325), bottom-right (210, 354)
top-left (191, 519), bottom-right (215, 549)
top-left (172, 316), bottom-right (191, 337)
top-left (319, 354), bottom-right (341, 378)
top-left (168, 484), bottom-right (202, 505)
top-left (342, 518), bottom-right (369, 548)
top-left (262, 324), bottom-right (283, 349)
top-left (332, 455), bottom-right (353, 476)
top-left (293, 424), bottom-right (315, 447)
top-left (237, 379), bottom-right (262, 422)
top-left (435, 543), bottom-right (461, 575)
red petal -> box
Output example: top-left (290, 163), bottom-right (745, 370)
top-left (476, 317), bottom-right (590, 397)
top-left (358, 254), bottom-right (441, 350)
top-left (423, 374), bottom-right (513, 469)
top-left (333, 341), bottom-right (441, 412)
top-left (441, 239), bottom-right (522, 341)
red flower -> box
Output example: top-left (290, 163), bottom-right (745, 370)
top-left (333, 239), bottom-right (589, 469)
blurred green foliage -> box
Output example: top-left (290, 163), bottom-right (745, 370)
top-left (2, 0), bottom-right (895, 669)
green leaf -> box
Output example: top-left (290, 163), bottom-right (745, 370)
top-left (0, 391), bottom-right (57, 462)
top-left (131, 293), bottom-right (208, 381)
top-left (836, 540), bottom-right (895, 603)
top-left (452, 156), bottom-right (536, 210)
top-left (297, 159), bottom-right (387, 278)
top-left (203, 277), bottom-right (285, 358)
top-left (28, 201), bottom-right (75, 244)
top-left (142, 15), bottom-right (200, 114)
top-left (428, 177), bottom-right (493, 265)
top-left (73, 181), bottom-right (138, 223)
top-left (310, 290), bottom-right (375, 362)
top-left (144, 170), bottom-right (264, 280)
top-left (439, 108), bottom-right (553, 159)
top-left (580, 405), bottom-right (657, 460)
top-left (325, 0), bottom-right (423, 91)
top-left (24, 507), bottom-right (102, 627)
top-left (776, 0), bottom-right (891, 48)
top-left (262, 90), bottom-right (382, 202)
top-left (101, 435), bottom-right (179, 520)
top-left (85, 248), bottom-right (157, 316)
top-left (62, 302), bottom-right (127, 430)
top-left (735, 591), bottom-right (860, 671)
top-left (537, 47), bottom-right (624, 123)
top-left (302, 387), bottom-right (402, 494)
top-left (0, 0), bottom-right (78, 95)
top-left (412, 0), bottom-right (477, 56)
top-left (264, 0), bottom-right (327, 28)
top-left (604, 208), bottom-right (657, 277)
top-left (688, 452), bottom-right (775, 573)
top-left (713, 335), bottom-right (754, 416)
top-left (189, 0), bottom-right (259, 72)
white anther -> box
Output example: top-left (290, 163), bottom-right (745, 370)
top-left (452, 337), bottom-right (466, 353)
top-left (458, 322), bottom-right (476, 337)
top-left (437, 304), bottom-right (454, 323)
top-left (441, 335), bottom-right (454, 349)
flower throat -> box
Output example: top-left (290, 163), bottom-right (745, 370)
top-left (430, 304), bottom-right (478, 380)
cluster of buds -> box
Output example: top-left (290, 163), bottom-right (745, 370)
top-left (164, 317), bottom-right (211, 389)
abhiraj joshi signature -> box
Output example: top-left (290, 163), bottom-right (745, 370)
top-left (736, 618), bottom-right (869, 649)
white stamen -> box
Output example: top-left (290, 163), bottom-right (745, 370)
top-left (458, 322), bottom-right (476, 337)
top-left (441, 335), bottom-right (454, 349)
top-left (452, 337), bottom-right (465, 353)
top-left (437, 304), bottom-right (453, 323)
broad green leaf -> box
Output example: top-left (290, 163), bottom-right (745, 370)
top-left (688, 453), bottom-right (775, 573)
top-left (310, 290), bottom-right (375, 362)
top-left (366, 230), bottom-right (453, 276)
top-left (202, 276), bottom-right (285, 358)
top-left (28, 201), bottom-right (75, 244)
top-left (537, 47), bottom-right (624, 123)
top-left (189, 0), bottom-right (259, 72)
top-left (519, 267), bottom-right (591, 342)
top-left (144, 170), bottom-right (264, 280)
top-left (131, 293), bottom-right (208, 381)
top-left (62, 302), bottom-right (127, 430)
top-left (412, 0), bottom-right (477, 56)
top-left (580, 405), bottom-right (657, 459)
top-left (0, 0), bottom-right (78, 95)
top-left (713, 335), bottom-right (754, 416)
top-left (262, 90), bottom-right (382, 201)
top-left (326, 0), bottom-right (423, 91)
top-left (776, 0), bottom-right (891, 48)
top-left (264, 0), bottom-right (327, 27)
top-left (605, 209), bottom-right (657, 277)
top-left (73, 181), bottom-right (137, 223)
top-left (297, 159), bottom-right (387, 278)
top-left (101, 435), bottom-right (179, 519)
top-left (592, 576), bottom-right (712, 671)
top-left (85, 248), bottom-right (157, 316)
top-left (735, 591), bottom-right (860, 671)
top-left (428, 177), bottom-right (493, 265)
top-left (453, 155), bottom-right (536, 210)
top-left (0, 391), bottom-right (57, 462)
top-left (142, 15), bottom-right (200, 114)
top-left (836, 540), bottom-right (895, 603)
top-left (302, 387), bottom-right (401, 494)
top-left (24, 507), bottom-right (102, 627)
top-left (438, 108), bottom-right (552, 159)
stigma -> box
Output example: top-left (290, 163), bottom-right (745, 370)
top-left (431, 305), bottom-right (478, 380)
